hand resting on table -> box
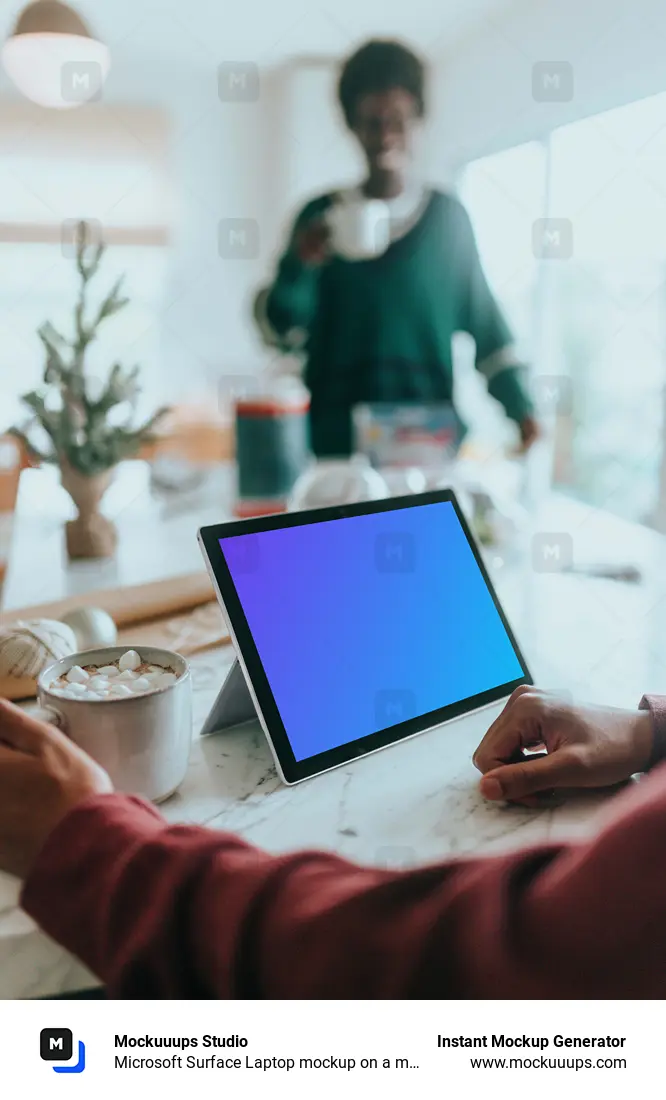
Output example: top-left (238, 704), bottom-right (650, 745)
top-left (473, 686), bottom-right (654, 806)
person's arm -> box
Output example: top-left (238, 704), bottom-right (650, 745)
top-left (453, 200), bottom-right (538, 445)
top-left (20, 761), bottom-right (666, 999)
top-left (7, 693), bottom-right (666, 1000)
top-left (259, 197), bottom-right (332, 348)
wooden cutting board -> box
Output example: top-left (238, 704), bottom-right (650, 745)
top-left (0, 571), bottom-right (216, 630)
top-left (0, 675), bottom-right (37, 700)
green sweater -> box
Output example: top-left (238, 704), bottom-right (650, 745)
top-left (264, 189), bottom-right (533, 457)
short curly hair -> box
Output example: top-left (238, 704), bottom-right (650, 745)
top-left (338, 39), bottom-right (426, 128)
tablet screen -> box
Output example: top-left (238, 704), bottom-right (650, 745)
top-left (218, 499), bottom-right (525, 764)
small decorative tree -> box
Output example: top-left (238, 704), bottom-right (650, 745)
top-left (11, 221), bottom-right (169, 559)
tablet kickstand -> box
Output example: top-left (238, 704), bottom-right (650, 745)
top-left (200, 659), bottom-right (258, 736)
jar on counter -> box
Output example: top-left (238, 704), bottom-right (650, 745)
top-left (234, 382), bottom-right (311, 517)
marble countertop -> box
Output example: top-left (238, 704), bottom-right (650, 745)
top-left (2, 465), bottom-right (665, 997)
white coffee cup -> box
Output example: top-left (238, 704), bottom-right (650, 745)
top-left (326, 195), bottom-right (391, 261)
top-left (34, 645), bottom-right (193, 803)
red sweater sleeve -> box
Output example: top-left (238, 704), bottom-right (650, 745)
top-left (19, 768), bottom-right (666, 999)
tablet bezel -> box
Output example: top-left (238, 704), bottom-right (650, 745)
top-left (198, 489), bottom-right (532, 784)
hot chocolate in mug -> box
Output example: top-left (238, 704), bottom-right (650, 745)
top-left (32, 645), bottom-right (193, 803)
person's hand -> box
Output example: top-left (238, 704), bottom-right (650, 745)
top-left (0, 699), bottom-right (112, 879)
top-left (294, 219), bottom-right (331, 266)
top-left (517, 415), bottom-right (541, 451)
top-left (473, 686), bottom-right (654, 805)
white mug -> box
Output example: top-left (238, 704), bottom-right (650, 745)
top-left (326, 196), bottom-right (391, 261)
top-left (34, 645), bottom-right (193, 803)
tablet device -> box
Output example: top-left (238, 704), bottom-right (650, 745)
top-left (198, 490), bottom-right (531, 785)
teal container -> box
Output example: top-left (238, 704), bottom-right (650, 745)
top-left (235, 392), bottom-right (310, 516)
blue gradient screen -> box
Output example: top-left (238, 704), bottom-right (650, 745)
top-left (219, 501), bottom-right (524, 762)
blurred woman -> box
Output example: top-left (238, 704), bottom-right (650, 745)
top-left (258, 39), bottom-right (539, 458)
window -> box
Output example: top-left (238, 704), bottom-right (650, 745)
top-left (459, 92), bottom-right (666, 525)
top-left (456, 141), bottom-right (547, 452)
top-left (547, 95), bottom-right (666, 523)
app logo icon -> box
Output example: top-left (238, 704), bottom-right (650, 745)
top-left (532, 61), bottom-right (574, 102)
top-left (40, 1028), bottom-right (86, 1073)
top-left (531, 532), bottom-right (574, 572)
top-left (374, 532), bottom-right (416, 573)
top-left (375, 689), bottom-right (417, 728)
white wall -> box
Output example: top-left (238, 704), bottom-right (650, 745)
top-left (129, 60), bottom-right (268, 399)
top-left (431, 0), bottom-right (666, 173)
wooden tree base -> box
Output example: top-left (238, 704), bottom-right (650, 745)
top-left (60, 464), bottom-right (117, 561)
top-left (65, 513), bottom-right (118, 560)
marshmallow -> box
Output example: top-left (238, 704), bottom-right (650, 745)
top-left (118, 650), bottom-right (141, 672)
top-left (117, 669), bottom-right (138, 682)
top-left (66, 665), bottom-right (89, 684)
top-left (66, 681), bottom-right (88, 695)
top-left (88, 676), bottom-right (110, 691)
top-left (129, 677), bottom-right (151, 693)
top-left (109, 683), bottom-right (133, 697)
top-left (97, 665), bottom-right (119, 678)
top-left (156, 672), bottom-right (177, 688)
